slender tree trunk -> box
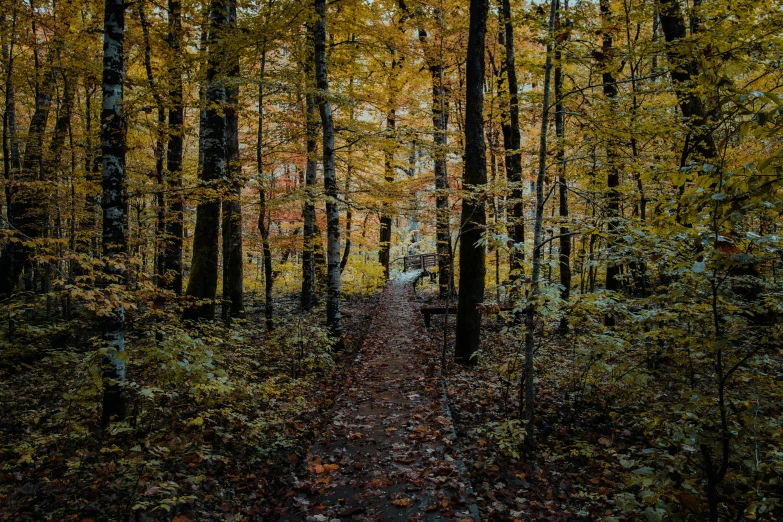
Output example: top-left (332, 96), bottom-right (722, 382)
top-left (221, 0), bottom-right (244, 321)
top-left (378, 106), bottom-right (395, 279)
top-left (2, 10), bottom-right (20, 208)
top-left (100, 0), bottom-right (128, 425)
top-left (165, 0), bottom-right (184, 294)
top-left (313, 0), bottom-right (343, 344)
top-left (137, 1), bottom-right (167, 287)
top-left (432, 67), bottom-right (451, 296)
top-left (44, 69), bottom-right (74, 321)
top-left (184, 0), bottom-right (227, 321)
top-left (499, 0), bottom-right (524, 282)
top-left (418, 23), bottom-right (451, 297)
top-left (555, 8), bottom-right (571, 333)
top-left (340, 167), bottom-right (352, 272)
top-left (302, 23), bottom-right (318, 311)
top-left (302, 87), bottom-right (317, 309)
top-left (623, 0), bottom-right (648, 296)
top-left (78, 85), bottom-right (101, 261)
top-left (454, 0), bottom-right (489, 365)
top-left (257, 45), bottom-right (274, 331)
top-left (2, 12), bottom-right (19, 335)
top-left (601, 0), bottom-right (621, 327)
top-left (523, 0), bottom-right (559, 433)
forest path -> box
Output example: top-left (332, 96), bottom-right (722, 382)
top-left (279, 272), bottom-right (479, 522)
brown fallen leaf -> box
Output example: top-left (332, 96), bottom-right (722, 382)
top-left (368, 477), bottom-right (393, 488)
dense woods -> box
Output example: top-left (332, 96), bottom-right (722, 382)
top-left (1, 0), bottom-right (782, 518)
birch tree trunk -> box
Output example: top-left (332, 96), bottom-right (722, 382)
top-left (313, 0), bottom-right (343, 345)
top-left (184, 0), bottom-right (227, 321)
top-left (100, 0), bottom-right (128, 425)
top-left (221, 0), bottom-right (244, 321)
top-left (454, 0), bottom-right (489, 364)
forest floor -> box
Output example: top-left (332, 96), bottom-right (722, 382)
top-left (277, 272), bottom-right (480, 522)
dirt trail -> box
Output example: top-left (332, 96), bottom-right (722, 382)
top-left (279, 272), bottom-right (479, 522)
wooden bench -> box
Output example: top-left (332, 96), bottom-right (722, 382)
top-left (403, 253), bottom-right (439, 272)
top-left (421, 306), bottom-right (515, 327)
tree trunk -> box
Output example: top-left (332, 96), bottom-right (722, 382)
top-left (79, 84), bottom-right (101, 262)
top-left (302, 25), bottom-right (317, 311)
top-left (454, 0), bottom-right (489, 365)
top-left (165, 0), bottom-right (184, 294)
top-left (184, 0), bottom-right (227, 321)
top-left (340, 167), bottom-right (352, 273)
top-left (523, 0), bottom-right (559, 433)
top-left (100, 0), bottom-right (128, 425)
top-left (499, 0), bottom-right (524, 283)
top-left (2, 10), bottom-right (20, 210)
top-left (221, 0), bottom-right (244, 322)
top-left (379, 106), bottom-right (395, 279)
top-left (555, 8), bottom-right (571, 333)
top-left (314, 0), bottom-right (343, 344)
top-left (257, 45), bottom-right (274, 331)
top-left (137, 1), bottom-right (167, 287)
top-left (655, 0), bottom-right (717, 163)
top-left (418, 24), bottom-right (451, 297)
top-left (601, 0), bottom-right (621, 327)
top-left (302, 90), bottom-right (318, 310)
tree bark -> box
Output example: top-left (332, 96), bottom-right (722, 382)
top-left (257, 45), bottom-right (274, 331)
top-left (454, 0), bottom-right (489, 365)
top-left (165, 0), bottom-right (185, 294)
top-left (137, 1), bottom-right (167, 287)
top-left (555, 8), bottom-right (571, 333)
top-left (184, 0), bottom-right (227, 321)
top-left (302, 89), bottom-right (317, 308)
top-left (600, 0), bottom-right (621, 327)
top-left (221, 0), bottom-right (244, 322)
top-left (655, 0), bottom-right (716, 163)
top-left (2, 10), bottom-right (20, 212)
top-left (418, 24), bottom-right (451, 297)
top-left (100, 0), bottom-right (128, 425)
top-left (499, 0), bottom-right (524, 283)
top-left (314, 0), bottom-right (343, 344)
top-left (379, 106), bottom-right (395, 279)
top-left (523, 0), bottom-right (559, 432)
